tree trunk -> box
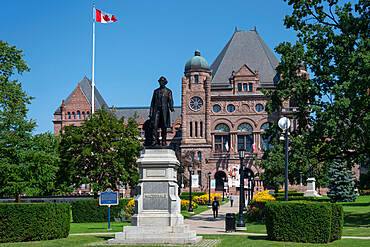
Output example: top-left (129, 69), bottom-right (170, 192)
top-left (94, 192), bottom-right (98, 199)
top-left (15, 193), bottom-right (21, 203)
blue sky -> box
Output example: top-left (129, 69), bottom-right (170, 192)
top-left (1, 0), bottom-right (301, 134)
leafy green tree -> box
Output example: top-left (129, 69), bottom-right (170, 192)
top-left (58, 108), bottom-right (141, 198)
top-left (261, 0), bottom-right (369, 187)
top-left (23, 132), bottom-right (60, 196)
top-left (0, 41), bottom-right (35, 202)
top-left (327, 161), bottom-right (357, 202)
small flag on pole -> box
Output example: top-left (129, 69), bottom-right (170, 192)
top-left (225, 142), bottom-right (230, 152)
top-left (231, 144), bottom-right (235, 152)
top-left (252, 143), bottom-right (257, 152)
top-left (96, 9), bottom-right (117, 23)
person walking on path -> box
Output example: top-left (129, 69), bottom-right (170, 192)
top-left (212, 198), bottom-right (220, 219)
top-left (230, 193), bottom-right (234, 207)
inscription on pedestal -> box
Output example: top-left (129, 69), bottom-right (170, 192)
top-left (143, 182), bottom-right (169, 210)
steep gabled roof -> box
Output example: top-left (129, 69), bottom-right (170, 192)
top-left (210, 29), bottom-right (280, 88)
top-left (114, 107), bottom-right (181, 123)
top-left (54, 76), bottom-right (109, 114)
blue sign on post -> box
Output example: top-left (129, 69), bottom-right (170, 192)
top-left (99, 188), bottom-right (119, 230)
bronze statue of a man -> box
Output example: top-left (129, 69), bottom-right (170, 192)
top-left (149, 76), bottom-right (174, 146)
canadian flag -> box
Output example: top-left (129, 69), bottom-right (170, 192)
top-left (258, 144), bottom-right (261, 152)
top-left (225, 142), bottom-right (230, 152)
top-left (252, 143), bottom-right (257, 152)
top-left (231, 144), bottom-right (235, 152)
top-left (96, 9), bottom-right (117, 23)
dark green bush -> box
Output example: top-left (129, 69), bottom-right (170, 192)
top-left (275, 196), bottom-right (330, 202)
top-left (179, 192), bottom-right (206, 200)
top-left (72, 198), bottom-right (131, 223)
top-left (0, 203), bottom-right (70, 243)
top-left (331, 203), bottom-right (344, 241)
top-left (359, 189), bottom-right (370, 196)
top-left (274, 192), bottom-right (304, 197)
top-left (265, 201), bottom-right (343, 243)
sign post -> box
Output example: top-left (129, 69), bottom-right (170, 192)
top-left (99, 188), bottom-right (119, 230)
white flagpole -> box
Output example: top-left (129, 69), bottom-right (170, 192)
top-left (91, 4), bottom-right (96, 114)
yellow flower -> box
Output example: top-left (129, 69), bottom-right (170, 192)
top-left (251, 190), bottom-right (276, 203)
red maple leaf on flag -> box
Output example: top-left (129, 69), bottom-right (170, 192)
top-left (103, 14), bottom-right (110, 22)
top-left (111, 15), bottom-right (117, 22)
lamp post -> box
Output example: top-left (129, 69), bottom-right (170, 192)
top-left (222, 177), bottom-right (225, 202)
top-left (278, 117), bottom-right (291, 202)
top-left (237, 149), bottom-right (246, 228)
top-left (299, 171), bottom-right (303, 193)
top-left (188, 165), bottom-right (193, 213)
top-left (208, 172), bottom-right (212, 206)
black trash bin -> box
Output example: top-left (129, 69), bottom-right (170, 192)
top-left (225, 213), bottom-right (236, 232)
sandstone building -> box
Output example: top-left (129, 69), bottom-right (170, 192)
top-left (53, 29), bottom-right (302, 196)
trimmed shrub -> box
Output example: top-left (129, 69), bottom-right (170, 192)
top-left (0, 203), bottom-right (70, 243)
top-left (265, 201), bottom-right (343, 243)
top-left (359, 189), bottom-right (370, 196)
top-left (72, 198), bottom-right (131, 223)
top-left (181, 200), bottom-right (199, 210)
top-left (179, 192), bottom-right (206, 200)
top-left (274, 192), bottom-right (304, 197)
top-left (275, 196), bottom-right (330, 202)
top-left (331, 203), bottom-right (344, 241)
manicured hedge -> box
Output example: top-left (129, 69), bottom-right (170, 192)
top-left (275, 196), bottom-right (331, 202)
top-left (274, 192), bottom-right (304, 197)
top-left (0, 203), bottom-right (70, 243)
top-left (265, 201), bottom-right (343, 243)
top-left (179, 192), bottom-right (206, 200)
top-left (72, 198), bottom-right (131, 223)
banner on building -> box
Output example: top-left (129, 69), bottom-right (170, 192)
top-left (211, 179), bottom-right (216, 189)
top-left (191, 174), bottom-right (199, 187)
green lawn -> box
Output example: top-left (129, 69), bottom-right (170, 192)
top-left (339, 195), bottom-right (370, 236)
top-left (69, 222), bottom-right (130, 234)
top-left (0, 234), bottom-right (369, 247)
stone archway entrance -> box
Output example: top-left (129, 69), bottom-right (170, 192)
top-left (215, 171), bottom-right (227, 191)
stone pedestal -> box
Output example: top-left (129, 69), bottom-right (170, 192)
top-left (108, 148), bottom-right (202, 245)
top-left (304, 177), bottom-right (321, 197)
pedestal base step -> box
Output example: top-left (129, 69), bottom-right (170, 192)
top-left (107, 225), bottom-right (202, 245)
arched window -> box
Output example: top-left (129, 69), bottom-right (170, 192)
top-left (260, 123), bottom-right (271, 152)
top-left (87, 111), bottom-right (90, 119)
top-left (215, 123), bottom-right (230, 132)
top-left (237, 123), bottom-right (253, 132)
top-left (72, 112), bottom-right (76, 119)
top-left (82, 112), bottom-right (85, 119)
top-left (67, 112), bottom-right (71, 119)
top-left (197, 151), bottom-right (202, 162)
top-left (237, 123), bottom-right (253, 152)
top-left (190, 152), bottom-right (195, 161)
top-left (214, 123), bottom-right (230, 153)
top-left (77, 110), bottom-right (81, 119)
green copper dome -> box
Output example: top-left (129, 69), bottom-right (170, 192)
top-left (185, 50), bottom-right (210, 72)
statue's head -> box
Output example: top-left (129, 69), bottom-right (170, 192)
top-left (158, 76), bottom-right (168, 86)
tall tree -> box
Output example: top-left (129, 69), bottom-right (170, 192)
top-left (263, 0), bottom-right (369, 181)
top-left (0, 41), bottom-right (36, 202)
top-left (23, 132), bottom-right (60, 196)
top-left (58, 108), bottom-right (141, 198)
top-left (327, 161), bottom-right (357, 202)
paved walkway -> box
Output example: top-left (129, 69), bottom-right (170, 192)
top-left (185, 196), bottom-right (266, 235)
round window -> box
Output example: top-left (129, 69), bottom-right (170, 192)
top-left (256, 104), bottom-right (264, 112)
top-left (227, 104), bottom-right (235, 113)
top-left (213, 105), bottom-right (221, 113)
top-left (189, 97), bottom-right (203, 111)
